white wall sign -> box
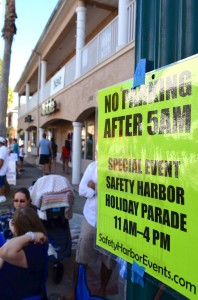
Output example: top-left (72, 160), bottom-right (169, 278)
top-left (50, 67), bottom-right (65, 95)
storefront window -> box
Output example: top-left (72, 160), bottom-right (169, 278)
top-left (18, 130), bottom-right (24, 146)
top-left (30, 130), bottom-right (37, 147)
top-left (81, 122), bottom-right (94, 160)
top-left (47, 129), bottom-right (54, 141)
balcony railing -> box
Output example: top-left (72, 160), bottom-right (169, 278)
top-left (81, 17), bottom-right (118, 75)
top-left (19, 0), bottom-right (136, 118)
top-left (65, 56), bottom-right (76, 86)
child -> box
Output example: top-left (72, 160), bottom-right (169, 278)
top-left (19, 144), bottom-right (25, 171)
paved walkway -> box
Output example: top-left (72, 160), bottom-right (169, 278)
top-left (0, 158), bottom-right (121, 300)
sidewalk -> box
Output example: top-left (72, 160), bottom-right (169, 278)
top-left (0, 158), bottom-right (121, 300)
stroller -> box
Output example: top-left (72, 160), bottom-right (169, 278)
top-left (30, 174), bottom-right (74, 283)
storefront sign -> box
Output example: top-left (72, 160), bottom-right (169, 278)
top-left (50, 67), bottom-right (65, 95)
top-left (41, 98), bottom-right (57, 116)
top-left (97, 54), bottom-right (198, 299)
top-left (24, 115), bottom-right (33, 122)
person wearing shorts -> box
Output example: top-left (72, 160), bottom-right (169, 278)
top-left (19, 144), bottom-right (25, 170)
top-left (50, 137), bottom-right (58, 173)
top-left (37, 133), bottom-right (51, 176)
top-left (69, 160), bottom-right (116, 299)
top-left (12, 138), bottom-right (21, 175)
top-left (76, 217), bottom-right (116, 270)
top-left (0, 137), bottom-right (9, 203)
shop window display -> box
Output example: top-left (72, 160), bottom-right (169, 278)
top-left (81, 122), bottom-right (94, 160)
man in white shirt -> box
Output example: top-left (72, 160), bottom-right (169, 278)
top-left (68, 159), bottom-right (116, 299)
top-left (0, 137), bottom-right (9, 203)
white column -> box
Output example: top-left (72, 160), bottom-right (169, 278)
top-left (24, 131), bottom-right (28, 158)
top-left (36, 56), bottom-right (41, 146)
top-left (38, 128), bottom-right (44, 143)
top-left (18, 94), bottom-right (21, 114)
top-left (40, 60), bottom-right (47, 101)
top-left (25, 83), bottom-right (30, 111)
top-left (75, 3), bottom-right (87, 78)
top-left (117, 0), bottom-right (130, 49)
top-left (72, 122), bottom-right (82, 184)
top-left (0, 1), bottom-right (2, 50)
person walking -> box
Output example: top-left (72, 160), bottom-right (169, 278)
top-left (86, 133), bottom-right (93, 159)
top-left (19, 144), bottom-right (25, 171)
top-left (37, 133), bottom-right (51, 176)
top-left (61, 139), bottom-right (71, 174)
top-left (11, 138), bottom-right (21, 175)
top-left (0, 137), bottom-right (9, 203)
top-left (50, 137), bottom-right (58, 174)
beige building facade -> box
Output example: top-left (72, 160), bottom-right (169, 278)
top-left (15, 0), bottom-right (136, 184)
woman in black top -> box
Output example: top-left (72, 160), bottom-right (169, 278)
top-left (50, 137), bottom-right (58, 173)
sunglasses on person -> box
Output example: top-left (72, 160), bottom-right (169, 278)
top-left (13, 199), bottom-right (26, 203)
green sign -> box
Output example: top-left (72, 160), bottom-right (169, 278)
top-left (41, 98), bottom-right (56, 116)
top-left (97, 54), bottom-right (198, 299)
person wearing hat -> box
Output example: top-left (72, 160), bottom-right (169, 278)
top-left (0, 137), bottom-right (9, 203)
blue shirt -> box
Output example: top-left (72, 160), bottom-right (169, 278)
top-left (0, 242), bottom-right (48, 299)
top-left (12, 143), bottom-right (19, 158)
top-left (39, 138), bottom-right (51, 155)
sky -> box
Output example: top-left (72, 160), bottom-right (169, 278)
top-left (0, 0), bottom-right (59, 92)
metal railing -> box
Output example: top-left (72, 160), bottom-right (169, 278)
top-left (81, 17), bottom-right (118, 75)
top-left (65, 56), bottom-right (76, 86)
